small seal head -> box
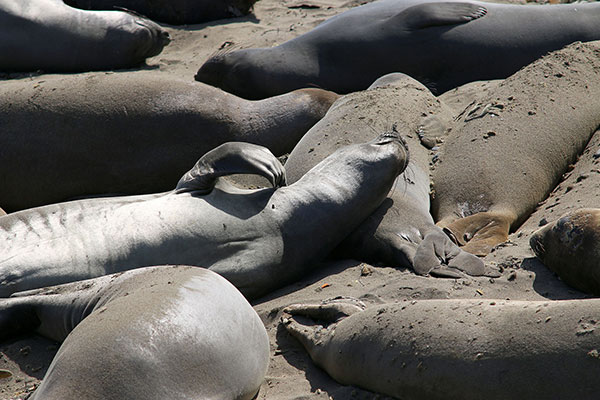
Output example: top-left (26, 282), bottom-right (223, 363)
top-left (530, 208), bottom-right (600, 295)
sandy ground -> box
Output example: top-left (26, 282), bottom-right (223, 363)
top-left (1, 0), bottom-right (598, 398)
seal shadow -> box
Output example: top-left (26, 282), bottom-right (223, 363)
top-left (199, 186), bottom-right (273, 220)
top-left (1, 334), bottom-right (58, 382)
top-left (170, 13), bottom-right (260, 31)
top-left (519, 257), bottom-right (592, 300)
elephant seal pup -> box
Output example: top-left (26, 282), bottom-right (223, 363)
top-left (283, 297), bottom-right (600, 400)
top-left (0, 136), bottom-right (408, 299)
top-left (64, 0), bottom-right (257, 25)
top-left (0, 266), bottom-right (269, 400)
top-left (195, 0), bottom-right (600, 99)
top-left (431, 41), bottom-right (600, 256)
top-left (530, 209), bottom-right (600, 296)
top-left (285, 73), bottom-right (485, 278)
top-left (0, 72), bottom-right (337, 212)
top-left (0, 0), bottom-right (169, 72)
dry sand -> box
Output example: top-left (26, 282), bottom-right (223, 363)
top-left (1, 0), bottom-right (598, 398)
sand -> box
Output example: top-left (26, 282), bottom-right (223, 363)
top-left (1, 0), bottom-right (597, 398)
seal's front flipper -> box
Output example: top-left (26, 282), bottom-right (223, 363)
top-left (176, 142), bottom-right (286, 194)
top-left (413, 230), bottom-right (486, 277)
top-left (394, 2), bottom-right (488, 31)
top-left (441, 211), bottom-right (512, 256)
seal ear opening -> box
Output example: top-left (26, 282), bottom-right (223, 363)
top-left (391, 2), bottom-right (487, 31)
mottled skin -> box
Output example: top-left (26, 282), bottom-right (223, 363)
top-left (0, 72), bottom-right (338, 212)
top-left (0, 266), bottom-right (270, 400)
top-left (284, 297), bottom-right (600, 400)
top-left (196, 0), bottom-right (600, 100)
top-left (431, 41), bottom-right (600, 256)
top-left (0, 0), bottom-right (169, 72)
top-left (531, 209), bottom-right (600, 296)
top-left (286, 73), bottom-right (485, 278)
top-left (64, 0), bottom-right (257, 25)
top-left (0, 137), bottom-right (408, 299)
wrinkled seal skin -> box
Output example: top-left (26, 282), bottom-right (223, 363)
top-left (0, 137), bottom-right (408, 299)
top-left (0, 0), bottom-right (170, 72)
top-left (283, 297), bottom-right (600, 400)
top-left (531, 209), bottom-right (600, 296)
top-left (0, 72), bottom-right (338, 212)
top-left (64, 0), bottom-right (257, 25)
top-left (431, 41), bottom-right (600, 256)
top-left (0, 266), bottom-right (270, 400)
top-left (195, 0), bottom-right (600, 100)
top-left (286, 73), bottom-right (485, 278)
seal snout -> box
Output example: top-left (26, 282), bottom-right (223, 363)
top-left (133, 19), bottom-right (171, 58)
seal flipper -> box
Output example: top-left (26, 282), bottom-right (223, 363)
top-left (413, 230), bottom-right (487, 278)
top-left (394, 2), bottom-right (488, 31)
top-left (176, 142), bottom-right (286, 194)
top-left (282, 299), bottom-right (364, 364)
top-left (440, 211), bottom-right (512, 256)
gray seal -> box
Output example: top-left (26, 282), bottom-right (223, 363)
top-left (0, 266), bottom-right (269, 400)
top-left (0, 136), bottom-right (408, 299)
top-left (431, 41), bottom-right (600, 256)
top-left (0, 0), bottom-right (170, 72)
top-left (195, 0), bottom-right (600, 99)
top-left (283, 297), bottom-right (600, 400)
top-left (0, 72), bottom-right (338, 212)
top-left (63, 0), bottom-right (258, 25)
top-left (285, 73), bottom-right (485, 278)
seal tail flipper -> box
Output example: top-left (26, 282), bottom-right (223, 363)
top-left (413, 230), bottom-right (487, 277)
top-left (439, 211), bottom-right (512, 256)
top-left (175, 142), bottom-right (286, 193)
top-left (392, 2), bottom-right (487, 31)
top-left (0, 298), bottom-right (40, 342)
top-left (282, 300), bottom-right (364, 363)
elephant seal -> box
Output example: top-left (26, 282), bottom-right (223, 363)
top-left (0, 0), bottom-right (170, 72)
top-left (64, 0), bottom-right (257, 25)
top-left (0, 266), bottom-right (269, 400)
top-left (195, 0), bottom-right (600, 99)
top-left (285, 73), bottom-right (485, 278)
top-left (530, 209), bottom-right (600, 296)
top-left (0, 136), bottom-right (408, 299)
top-left (283, 297), bottom-right (600, 400)
top-left (0, 72), bottom-right (338, 212)
top-left (431, 41), bottom-right (600, 256)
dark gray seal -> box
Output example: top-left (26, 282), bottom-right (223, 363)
top-left (0, 136), bottom-right (408, 299)
top-left (1, 0), bottom-right (170, 72)
top-left (1, 266), bottom-right (269, 400)
top-left (530, 208), bottom-right (600, 296)
top-left (283, 297), bottom-right (600, 400)
top-left (0, 72), bottom-right (338, 212)
top-left (195, 0), bottom-right (600, 99)
top-left (64, 0), bottom-right (257, 25)
top-left (286, 73), bottom-right (485, 278)
top-left (431, 41), bottom-right (600, 256)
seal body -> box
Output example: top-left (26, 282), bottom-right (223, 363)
top-left (0, 266), bottom-right (270, 400)
top-left (285, 73), bottom-right (484, 277)
top-left (431, 41), bottom-right (600, 255)
top-left (195, 0), bottom-right (600, 99)
top-left (0, 72), bottom-right (338, 212)
top-left (531, 209), bottom-right (600, 296)
top-left (0, 138), bottom-right (408, 299)
top-left (284, 298), bottom-right (600, 400)
top-left (64, 0), bottom-right (257, 25)
top-left (0, 0), bottom-right (169, 72)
